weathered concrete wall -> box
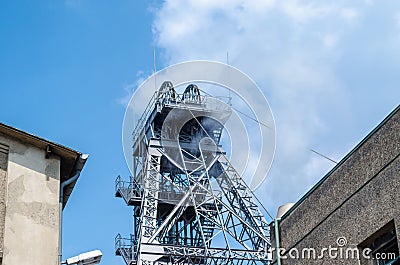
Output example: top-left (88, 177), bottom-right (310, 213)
top-left (272, 108), bottom-right (400, 264)
top-left (0, 134), bottom-right (60, 265)
top-left (0, 143), bottom-right (8, 261)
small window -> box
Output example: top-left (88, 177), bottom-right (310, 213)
top-left (372, 233), bottom-right (399, 265)
top-left (359, 221), bottom-right (400, 265)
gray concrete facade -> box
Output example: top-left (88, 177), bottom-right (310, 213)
top-left (271, 105), bottom-right (400, 265)
top-left (0, 123), bottom-right (86, 265)
top-left (0, 133), bottom-right (61, 265)
top-left (0, 143), bottom-right (8, 263)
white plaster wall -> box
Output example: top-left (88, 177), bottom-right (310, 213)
top-left (0, 134), bottom-right (60, 265)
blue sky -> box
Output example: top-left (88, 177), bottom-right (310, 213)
top-left (1, 1), bottom-right (400, 264)
top-left (0, 1), bottom-right (155, 264)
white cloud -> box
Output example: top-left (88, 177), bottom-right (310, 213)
top-left (323, 34), bottom-right (338, 48)
top-left (117, 71), bottom-right (150, 106)
top-left (395, 12), bottom-right (400, 27)
top-left (364, 0), bottom-right (374, 6)
top-left (340, 8), bottom-right (359, 21)
top-left (148, 0), bottom-right (400, 213)
top-left (280, 1), bottom-right (334, 23)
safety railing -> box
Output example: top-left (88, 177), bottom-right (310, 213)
top-left (132, 91), bottom-right (231, 144)
top-left (115, 175), bottom-right (144, 205)
top-left (115, 234), bottom-right (138, 265)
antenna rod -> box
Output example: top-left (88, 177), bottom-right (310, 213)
top-left (153, 46), bottom-right (157, 74)
top-left (153, 46), bottom-right (157, 91)
top-left (309, 148), bottom-right (338, 164)
top-left (226, 51), bottom-right (231, 102)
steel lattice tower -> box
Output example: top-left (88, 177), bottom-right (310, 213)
top-left (115, 81), bottom-right (272, 265)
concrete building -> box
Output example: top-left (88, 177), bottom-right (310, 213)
top-left (0, 123), bottom-right (87, 265)
top-left (271, 104), bottom-right (400, 265)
